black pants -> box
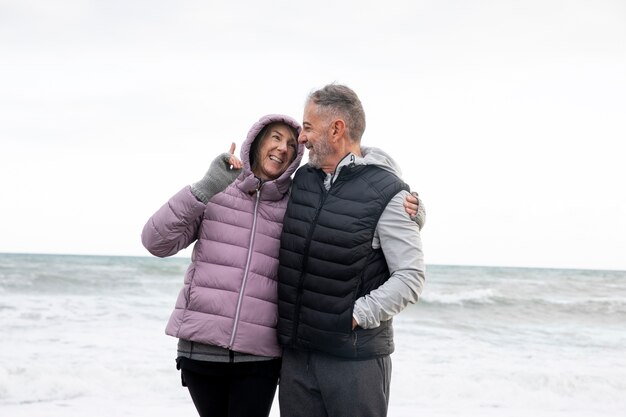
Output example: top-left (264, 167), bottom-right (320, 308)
top-left (178, 357), bottom-right (281, 417)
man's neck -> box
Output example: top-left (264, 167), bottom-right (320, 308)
top-left (321, 145), bottom-right (361, 174)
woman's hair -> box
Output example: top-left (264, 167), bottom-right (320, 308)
top-left (249, 122), bottom-right (299, 170)
top-left (307, 83), bottom-right (366, 142)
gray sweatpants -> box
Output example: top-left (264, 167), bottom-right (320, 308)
top-left (278, 348), bottom-right (392, 417)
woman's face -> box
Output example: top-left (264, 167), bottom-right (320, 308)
top-left (253, 123), bottom-right (298, 181)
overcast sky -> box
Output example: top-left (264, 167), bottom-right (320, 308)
top-left (1, 0), bottom-right (625, 271)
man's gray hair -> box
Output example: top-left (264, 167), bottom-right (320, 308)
top-left (307, 84), bottom-right (366, 142)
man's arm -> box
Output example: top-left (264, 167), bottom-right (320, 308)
top-left (360, 145), bottom-right (426, 229)
top-left (352, 190), bottom-right (425, 329)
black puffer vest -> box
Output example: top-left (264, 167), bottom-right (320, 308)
top-left (277, 163), bottom-right (409, 358)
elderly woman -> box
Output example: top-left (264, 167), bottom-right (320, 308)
top-left (142, 114), bottom-right (302, 417)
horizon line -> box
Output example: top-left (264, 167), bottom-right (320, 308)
top-left (1, 251), bottom-right (624, 273)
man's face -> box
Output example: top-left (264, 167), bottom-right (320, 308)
top-left (299, 102), bottom-right (334, 169)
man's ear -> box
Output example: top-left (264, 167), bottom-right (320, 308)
top-left (331, 119), bottom-right (346, 140)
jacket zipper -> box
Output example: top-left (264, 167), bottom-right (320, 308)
top-left (290, 174), bottom-right (331, 344)
top-left (229, 182), bottom-right (262, 348)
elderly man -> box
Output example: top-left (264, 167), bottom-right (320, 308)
top-left (277, 84), bottom-right (426, 417)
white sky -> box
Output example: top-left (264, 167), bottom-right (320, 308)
top-left (1, 0), bottom-right (625, 271)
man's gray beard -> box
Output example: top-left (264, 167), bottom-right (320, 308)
top-left (307, 134), bottom-right (333, 168)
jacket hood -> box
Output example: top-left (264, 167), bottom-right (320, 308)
top-left (360, 146), bottom-right (403, 178)
top-left (237, 114), bottom-right (304, 199)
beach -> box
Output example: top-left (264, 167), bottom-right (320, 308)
top-left (1, 253), bottom-right (625, 416)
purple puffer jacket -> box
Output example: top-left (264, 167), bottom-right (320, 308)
top-left (141, 114), bottom-right (304, 357)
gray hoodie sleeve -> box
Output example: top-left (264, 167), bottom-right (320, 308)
top-left (352, 189), bottom-right (425, 329)
top-left (360, 146), bottom-right (426, 230)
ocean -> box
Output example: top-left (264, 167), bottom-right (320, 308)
top-left (1, 253), bottom-right (625, 417)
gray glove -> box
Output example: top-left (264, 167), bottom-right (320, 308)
top-left (411, 192), bottom-right (426, 230)
top-left (190, 153), bottom-right (241, 203)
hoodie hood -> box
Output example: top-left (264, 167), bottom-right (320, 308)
top-left (237, 114), bottom-right (304, 199)
top-left (359, 146), bottom-right (403, 178)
